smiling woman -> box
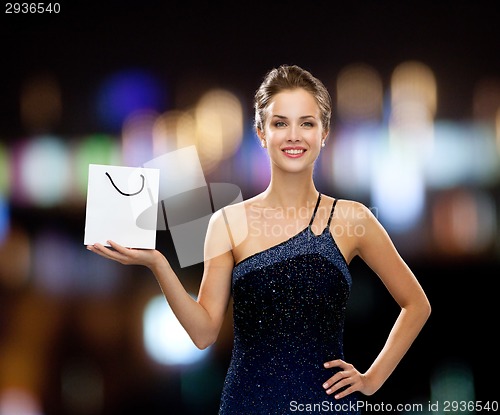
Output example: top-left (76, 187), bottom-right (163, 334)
top-left (87, 64), bottom-right (431, 415)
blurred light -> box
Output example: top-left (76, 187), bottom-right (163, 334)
top-left (17, 135), bottom-right (71, 207)
top-left (194, 89), bottom-right (244, 173)
top-left (0, 142), bottom-right (10, 197)
top-left (497, 108), bottom-right (500, 154)
top-left (336, 63), bottom-right (383, 123)
top-left (370, 146), bottom-right (425, 233)
top-left (0, 226), bottom-right (31, 288)
top-left (32, 228), bottom-right (121, 296)
top-left (328, 125), bottom-right (382, 197)
top-left (0, 388), bottom-right (43, 415)
top-left (232, 128), bottom-right (270, 192)
top-left (20, 73), bottom-right (62, 133)
top-left (32, 229), bottom-right (75, 296)
top-left (143, 294), bottom-right (210, 366)
top-left (472, 77), bottom-right (500, 122)
top-left (431, 360), bottom-right (475, 413)
top-left (152, 110), bottom-right (184, 156)
top-left (391, 61), bottom-right (437, 122)
top-left (431, 189), bottom-right (496, 255)
top-left (424, 122), bottom-right (500, 188)
top-left (175, 110), bottom-right (197, 150)
top-left (390, 61), bottom-right (436, 153)
top-left (75, 246), bottom-right (121, 296)
top-left (0, 196), bottom-right (9, 245)
top-left (495, 108), bottom-right (500, 154)
top-left (73, 134), bottom-right (121, 200)
top-left (122, 109), bottom-right (157, 166)
top-left (97, 69), bottom-right (165, 131)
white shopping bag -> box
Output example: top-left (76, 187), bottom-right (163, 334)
top-left (84, 164), bottom-right (160, 249)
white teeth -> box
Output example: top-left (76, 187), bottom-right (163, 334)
top-left (284, 149), bottom-right (304, 155)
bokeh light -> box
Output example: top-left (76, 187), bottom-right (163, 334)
top-left (97, 69), bottom-right (166, 132)
top-left (194, 89), bottom-right (244, 173)
top-left (0, 142), bottom-right (11, 197)
top-left (121, 109), bottom-right (157, 166)
top-left (16, 135), bottom-right (71, 207)
top-left (431, 188), bottom-right (497, 255)
top-left (389, 61), bottom-right (436, 155)
top-left (424, 122), bottom-right (499, 188)
top-left (152, 110), bottom-right (185, 156)
top-left (431, 360), bottom-right (475, 412)
top-left (143, 294), bottom-right (210, 366)
top-left (174, 110), bottom-right (197, 151)
top-left (328, 125), bottom-right (382, 198)
top-left (73, 133), bottom-right (122, 200)
top-left (0, 196), bottom-right (9, 245)
top-left (370, 145), bottom-right (425, 233)
top-left (390, 60), bottom-right (437, 124)
top-left (472, 77), bottom-right (500, 122)
top-left (0, 388), bottom-right (43, 415)
top-left (336, 63), bottom-right (383, 124)
top-left (0, 226), bottom-right (31, 289)
top-left (20, 73), bottom-right (62, 133)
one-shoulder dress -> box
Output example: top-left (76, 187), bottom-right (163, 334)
top-left (219, 193), bottom-right (360, 414)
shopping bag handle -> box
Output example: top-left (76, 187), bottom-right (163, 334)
top-left (105, 172), bottom-right (145, 196)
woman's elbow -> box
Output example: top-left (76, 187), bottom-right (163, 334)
top-left (424, 300), bottom-right (432, 320)
top-left (419, 296), bottom-right (432, 323)
top-left (192, 332), bottom-right (218, 350)
top-left (194, 339), bottom-right (214, 350)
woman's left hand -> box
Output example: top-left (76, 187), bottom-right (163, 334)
top-left (322, 359), bottom-right (375, 399)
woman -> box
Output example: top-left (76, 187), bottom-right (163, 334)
top-left (87, 64), bottom-right (431, 414)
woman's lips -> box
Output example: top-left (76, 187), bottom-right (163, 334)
top-left (282, 147), bottom-right (306, 158)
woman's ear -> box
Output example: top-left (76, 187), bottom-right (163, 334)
top-left (257, 128), bottom-right (266, 148)
top-left (322, 130), bottom-right (329, 147)
top-left (256, 128), bottom-right (264, 140)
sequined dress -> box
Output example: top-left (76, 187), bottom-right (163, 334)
top-left (219, 194), bottom-right (360, 414)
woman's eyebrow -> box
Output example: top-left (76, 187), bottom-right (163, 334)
top-left (271, 115), bottom-right (316, 119)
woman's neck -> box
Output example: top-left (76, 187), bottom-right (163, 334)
top-left (261, 168), bottom-right (318, 209)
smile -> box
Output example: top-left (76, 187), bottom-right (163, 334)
top-left (283, 148), bottom-right (306, 157)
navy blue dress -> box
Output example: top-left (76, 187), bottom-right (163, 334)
top-left (219, 194), bottom-right (361, 414)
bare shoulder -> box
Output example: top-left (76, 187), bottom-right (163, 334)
top-left (327, 198), bottom-right (383, 263)
top-left (334, 198), bottom-right (376, 224)
top-left (208, 195), bottom-right (261, 250)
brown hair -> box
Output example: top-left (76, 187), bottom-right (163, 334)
top-left (254, 64), bottom-right (332, 133)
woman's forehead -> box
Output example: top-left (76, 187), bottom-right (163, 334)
top-left (266, 89), bottom-right (320, 117)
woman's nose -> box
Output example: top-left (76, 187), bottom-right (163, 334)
top-left (288, 125), bottom-right (301, 142)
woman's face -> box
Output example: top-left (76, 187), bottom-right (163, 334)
top-left (258, 88), bottom-right (327, 174)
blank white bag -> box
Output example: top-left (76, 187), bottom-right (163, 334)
top-left (84, 164), bottom-right (160, 249)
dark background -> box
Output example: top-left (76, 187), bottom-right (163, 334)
top-left (1, 1), bottom-right (499, 414)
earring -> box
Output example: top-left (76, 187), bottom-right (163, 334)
top-left (321, 141), bottom-right (325, 147)
top-left (261, 140), bottom-right (266, 148)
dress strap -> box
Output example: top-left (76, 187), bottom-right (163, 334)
top-left (308, 193), bottom-right (322, 227)
top-left (326, 198), bottom-right (338, 228)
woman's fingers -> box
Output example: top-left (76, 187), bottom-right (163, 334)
top-left (87, 242), bottom-right (132, 264)
top-left (88, 241), bottom-right (159, 267)
top-left (322, 359), bottom-right (361, 398)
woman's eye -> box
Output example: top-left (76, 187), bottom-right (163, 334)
top-left (275, 121), bottom-right (287, 127)
top-left (302, 122), bottom-right (313, 127)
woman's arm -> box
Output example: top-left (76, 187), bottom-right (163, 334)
top-left (323, 202), bottom-right (431, 398)
top-left (354, 203), bottom-right (431, 392)
top-left (87, 208), bottom-right (234, 350)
